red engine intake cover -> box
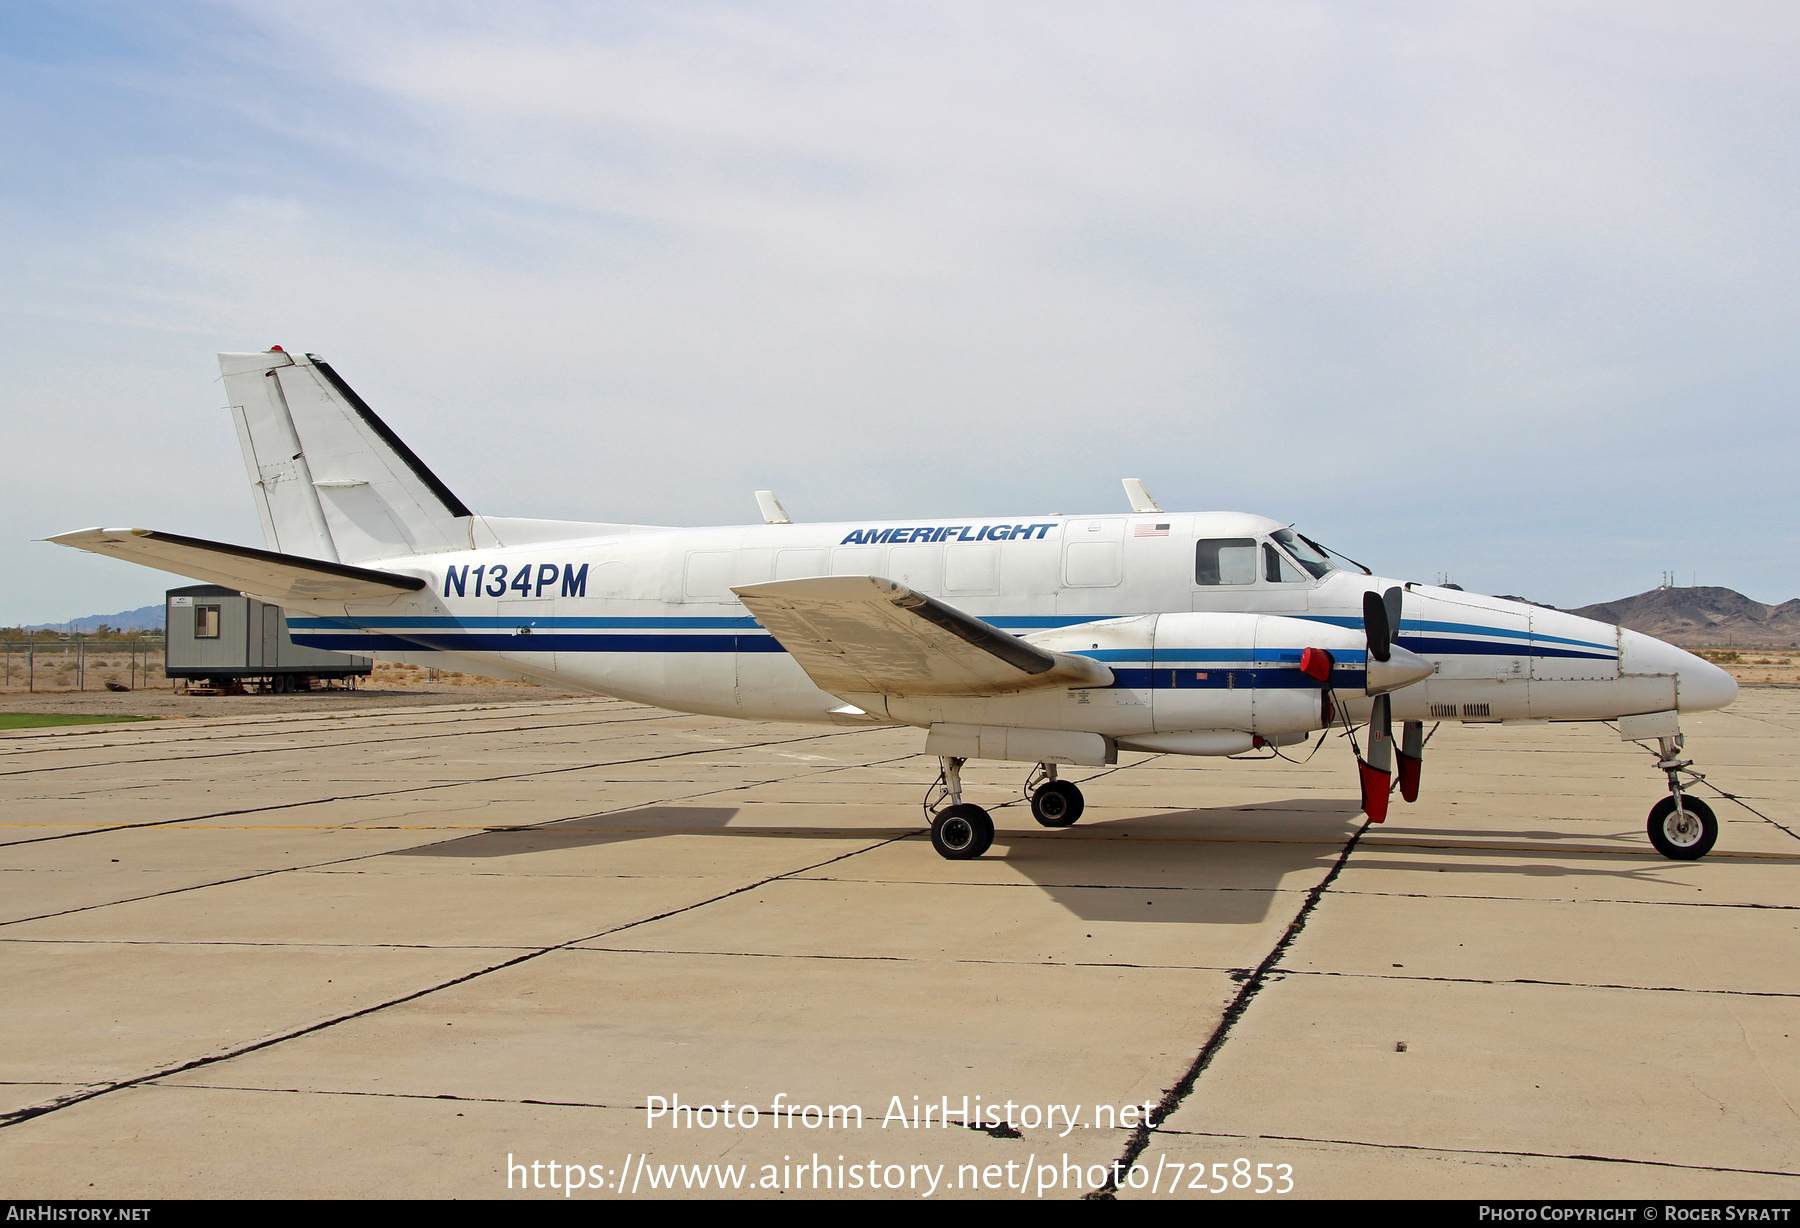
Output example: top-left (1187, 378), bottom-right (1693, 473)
top-left (1300, 646), bottom-right (1335, 683)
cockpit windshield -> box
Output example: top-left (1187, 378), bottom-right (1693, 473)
top-left (1271, 528), bottom-right (1336, 579)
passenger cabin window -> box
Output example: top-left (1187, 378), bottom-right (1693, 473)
top-left (1195, 538), bottom-right (1258, 585)
top-left (194, 605), bottom-right (221, 638)
top-left (1264, 542), bottom-right (1309, 583)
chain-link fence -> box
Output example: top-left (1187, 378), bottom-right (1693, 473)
top-left (0, 640), bottom-right (169, 692)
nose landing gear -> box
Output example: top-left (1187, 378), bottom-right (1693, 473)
top-left (1646, 735), bottom-right (1718, 860)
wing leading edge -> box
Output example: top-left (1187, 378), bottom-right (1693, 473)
top-left (733, 576), bottom-right (1113, 699)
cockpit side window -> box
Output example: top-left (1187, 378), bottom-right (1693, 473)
top-left (1264, 542), bottom-right (1309, 583)
top-left (1195, 538), bottom-right (1258, 585)
top-left (1271, 528), bottom-right (1336, 579)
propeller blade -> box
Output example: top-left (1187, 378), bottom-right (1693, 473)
top-left (1353, 693), bottom-right (1394, 823)
top-left (1362, 590), bottom-right (1392, 662)
top-left (1383, 586), bottom-right (1403, 644)
top-left (1367, 693), bottom-right (1392, 773)
top-left (1398, 720), bottom-right (1423, 803)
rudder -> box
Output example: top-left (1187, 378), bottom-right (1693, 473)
top-left (221, 349), bottom-right (474, 563)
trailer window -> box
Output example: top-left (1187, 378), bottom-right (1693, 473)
top-left (195, 605), bottom-right (220, 638)
top-left (1195, 538), bottom-right (1258, 585)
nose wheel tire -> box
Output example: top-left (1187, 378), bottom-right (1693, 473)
top-left (1030, 780), bottom-right (1085, 828)
top-left (1647, 795), bottom-right (1717, 860)
top-left (931, 804), bottom-right (995, 860)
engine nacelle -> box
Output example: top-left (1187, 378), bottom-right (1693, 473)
top-left (1026, 611), bottom-right (1404, 740)
top-left (886, 612), bottom-right (1426, 754)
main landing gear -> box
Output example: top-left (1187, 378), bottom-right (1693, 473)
top-left (925, 759), bottom-right (1089, 859)
top-left (928, 757), bottom-right (994, 860)
top-left (1646, 735), bottom-right (1718, 860)
top-left (1026, 762), bottom-right (1084, 828)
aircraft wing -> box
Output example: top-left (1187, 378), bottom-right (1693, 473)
top-left (47, 528), bottom-right (426, 603)
top-left (733, 576), bottom-right (1113, 698)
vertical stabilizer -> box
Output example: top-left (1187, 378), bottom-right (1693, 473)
top-left (219, 350), bottom-right (475, 562)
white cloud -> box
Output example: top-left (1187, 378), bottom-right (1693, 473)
top-left (2, 0), bottom-right (1798, 620)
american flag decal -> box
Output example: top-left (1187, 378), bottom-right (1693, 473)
top-left (1134, 522), bottom-right (1171, 537)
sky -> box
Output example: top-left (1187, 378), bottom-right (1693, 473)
top-left (3, 1), bottom-right (1797, 625)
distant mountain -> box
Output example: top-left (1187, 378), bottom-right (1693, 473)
top-left (1564, 587), bottom-right (1800, 648)
top-left (23, 604), bottom-right (165, 633)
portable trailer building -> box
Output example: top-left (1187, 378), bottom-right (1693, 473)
top-left (166, 585), bottom-right (371, 692)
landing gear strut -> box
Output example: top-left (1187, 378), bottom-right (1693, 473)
top-left (927, 756), bottom-right (993, 860)
top-left (1026, 762), bottom-right (1084, 827)
top-left (1646, 735), bottom-right (1718, 860)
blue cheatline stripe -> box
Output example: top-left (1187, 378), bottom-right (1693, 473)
top-left (296, 625), bottom-right (1609, 662)
top-left (297, 610), bottom-right (1612, 653)
top-left (292, 632), bottom-right (1360, 694)
top-left (1109, 667), bottom-right (1365, 691)
top-left (1400, 636), bottom-right (1614, 662)
top-left (292, 633), bottom-right (790, 654)
top-left (289, 613), bottom-right (1115, 632)
top-left (1079, 647), bottom-right (1370, 665)
top-left (287, 615), bottom-right (763, 630)
top-left (1303, 614), bottom-right (1614, 654)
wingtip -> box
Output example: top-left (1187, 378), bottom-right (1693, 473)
top-left (47, 527), bottom-right (150, 547)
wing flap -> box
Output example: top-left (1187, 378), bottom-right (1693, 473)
top-left (48, 528), bottom-right (426, 603)
top-left (733, 576), bottom-right (1112, 698)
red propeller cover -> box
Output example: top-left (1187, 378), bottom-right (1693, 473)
top-left (1397, 751), bottom-right (1422, 804)
top-left (1358, 758), bottom-right (1391, 823)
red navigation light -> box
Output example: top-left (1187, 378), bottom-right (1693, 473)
top-left (269, 345), bottom-right (284, 352)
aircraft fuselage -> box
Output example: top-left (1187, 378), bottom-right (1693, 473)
top-left (281, 508), bottom-right (1735, 743)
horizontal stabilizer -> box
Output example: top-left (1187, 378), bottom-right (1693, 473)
top-left (733, 575), bottom-right (1113, 699)
top-left (48, 528), bottom-right (426, 603)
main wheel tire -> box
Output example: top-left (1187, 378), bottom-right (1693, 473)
top-left (931, 804), bottom-right (994, 860)
top-left (1647, 795), bottom-right (1718, 860)
top-left (1030, 780), bottom-right (1085, 828)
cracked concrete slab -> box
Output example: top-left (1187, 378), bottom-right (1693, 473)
top-left (1, 1086), bottom-right (1119, 1199)
top-left (152, 947), bottom-right (1230, 1118)
top-left (1280, 888), bottom-right (1800, 995)
top-left (1153, 974), bottom-right (1800, 1175)
top-left (0, 940), bottom-right (491, 1088)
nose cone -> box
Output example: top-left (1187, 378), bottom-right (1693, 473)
top-left (1366, 643), bottom-right (1435, 695)
top-left (1679, 651), bottom-right (1739, 712)
top-left (1620, 630), bottom-right (1739, 713)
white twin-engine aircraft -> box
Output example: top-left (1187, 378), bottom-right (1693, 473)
top-left (53, 349), bottom-right (1739, 861)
